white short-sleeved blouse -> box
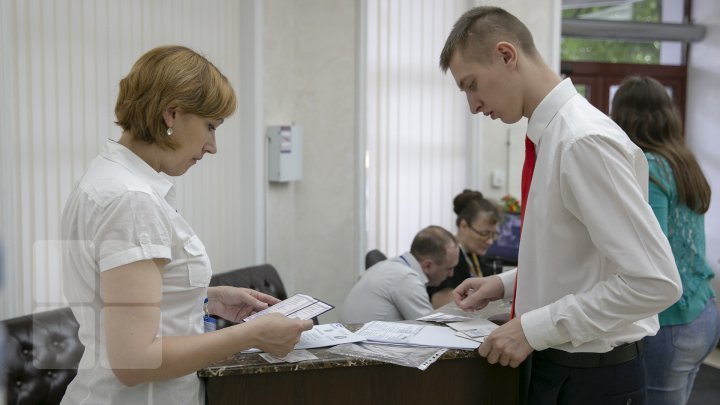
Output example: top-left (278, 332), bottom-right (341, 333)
top-left (61, 139), bottom-right (211, 405)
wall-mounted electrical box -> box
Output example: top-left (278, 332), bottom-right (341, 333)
top-left (267, 125), bottom-right (303, 182)
top-left (491, 169), bottom-right (506, 189)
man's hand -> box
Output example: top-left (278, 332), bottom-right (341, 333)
top-left (207, 286), bottom-right (281, 322)
top-left (478, 316), bottom-right (533, 368)
top-left (453, 276), bottom-right (504, 311)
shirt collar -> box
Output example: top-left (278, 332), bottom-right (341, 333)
top-left (101, 139), bottom-right (175, 200)
top-left (399, 252), bottom-right (429, 285)
top-left (526, 78), bottom-right (578, 146)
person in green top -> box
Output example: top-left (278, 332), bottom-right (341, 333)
top-left (612, 75), bottom-right (720, 405)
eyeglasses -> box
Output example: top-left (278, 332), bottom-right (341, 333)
top-left (467, 223), bottom-right (500, 242)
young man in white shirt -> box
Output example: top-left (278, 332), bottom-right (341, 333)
top-left (440, 7), bottom-right (681, 404)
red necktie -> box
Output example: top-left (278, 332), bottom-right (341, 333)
top-left (510, 136), bottom-right (536, 319)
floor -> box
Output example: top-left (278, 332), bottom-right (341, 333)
top-left (687, 348), bottom-right (720, 405)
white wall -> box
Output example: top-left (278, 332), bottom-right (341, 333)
top-left (10, 0), bottom-right (708, 324)
top-left (0, 0), bottom-right (261, 318)
top-left (264, 0), bottom-right (359, 322)
top-left (263, 0), bottom-right (560, 322)
top-left (687, 0), bottom-right (720, 295)
top-left (473, 0), bottom-right (561, 201)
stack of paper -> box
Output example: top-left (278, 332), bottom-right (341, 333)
top-left (355, 321), bottom-right (480, 350)
top-left (329, 343), bottom-right (447, 371)
top-left (416, 312), bottom-right (473, 323)
top-left (447, 318), bottom-right (498, 343)
top-left (295, 323), bottom-right (366, 349)
top-left (245, 323), bottom-right (365, 354)
top-left (260, 350), bottom-right (319, 364)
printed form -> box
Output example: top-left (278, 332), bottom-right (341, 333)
top-left (356, 321), bottom-right (480, 350)
top-left (243, 294), bottom-right (333, 322)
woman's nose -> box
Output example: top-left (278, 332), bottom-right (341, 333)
top-left (205, 134), bottom-right (217, 154)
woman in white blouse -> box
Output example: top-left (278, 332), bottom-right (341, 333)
top-left (60, 45), bottom-right (312, 405)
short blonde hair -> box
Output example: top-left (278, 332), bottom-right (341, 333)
top-left (440, 7), bottom-right (539, 72)
top-left (115, 45), bottom-right (237, 149)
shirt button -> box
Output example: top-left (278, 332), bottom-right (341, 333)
top-left (139, 233), bottom-right (150, 245)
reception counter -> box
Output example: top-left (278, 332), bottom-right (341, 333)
top-left (199, 301), bottom-right (518, 405)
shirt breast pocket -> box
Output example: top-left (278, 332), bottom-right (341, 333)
top-left (183, 235), bottom-right (212, 287)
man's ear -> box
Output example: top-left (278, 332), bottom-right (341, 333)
top-left (421, 258), bottom-right (435, 271)
top-left (162, 105), bottom-right (177, 129)
top-left (496, 41), bottom-right (518, 66)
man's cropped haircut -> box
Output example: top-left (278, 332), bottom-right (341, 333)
top-left (410, 226), bottom-right (458, 265)
top-left (439, 6), bottom-right (538, 72)
top-left (115, 45), bottom-right (237, 149)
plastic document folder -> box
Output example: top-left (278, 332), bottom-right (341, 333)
top-left (356, 321), bottom-right (480, 350)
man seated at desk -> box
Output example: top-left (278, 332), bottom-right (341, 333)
top-left (341, 226), bottom-right (459, 323)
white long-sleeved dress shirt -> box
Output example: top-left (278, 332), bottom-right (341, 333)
top-left (498, 79), bottom-right (681, 354)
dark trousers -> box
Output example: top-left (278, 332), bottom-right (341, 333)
top-left (525, 351), bottom-right (646, 405)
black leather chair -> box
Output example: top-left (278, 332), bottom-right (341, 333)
top-left (365, 249), bottom-right (388, 269)
top-left (2, 307), bottom-right (83, 405)
top-left (1, 263), bottom-right (289, 405)
top-left (209, 264), bottom-right (289, 329)
top-left (209, 264), bottom-right (287, 300)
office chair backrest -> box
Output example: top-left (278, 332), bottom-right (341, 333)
top-left (365, 249), bottom-right (388, 270)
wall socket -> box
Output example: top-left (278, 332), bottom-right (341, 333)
top-left (491, 169), bottom-right (505, 188)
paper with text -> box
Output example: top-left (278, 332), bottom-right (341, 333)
top-left (356, 321), bottom-right (480, 350)
top-left (447, 318), bottom-right (498, 339)
top-left (295, 323), bottom-right (366, 349)
top-left (243, 293), bottom-right (333, 322)
top-left (417, 312), bottom-right (474, 323)
top-left (260, 349), bottom-right (319, 364)
top-left (243, 323), bottom-right (366, 354)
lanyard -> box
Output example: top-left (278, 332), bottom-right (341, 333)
top-left (460, 245), bottom-right (481, 277)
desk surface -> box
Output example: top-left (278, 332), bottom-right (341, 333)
top-left (199, 301), bottom-right (518, 405)
top-left (198, 299), bottom-right (512, 378)
top-left (198, 301), bottom-right (510, 378)
top-left (198, 301), bottom-right (519, 405)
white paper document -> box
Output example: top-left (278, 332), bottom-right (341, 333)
top-left (243, 323), bottom-right (366, 354)
top-left (416, 312), bottom-right (474, 323)
top-left (447, 318), bottom-right (499, 339)
top-left (355, 321), bottom-right (480, 350)
top-left (295, 323), bottom-right (367, 350)
top-left (243, 293), bottom-right (334, 322)
top-left (329, 343), bottom-right (448, 371)
top-left (260, 349), bottom-right (319, 364)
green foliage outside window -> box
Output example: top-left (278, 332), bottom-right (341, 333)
top-left (561, 0), bottom-right (662, 64)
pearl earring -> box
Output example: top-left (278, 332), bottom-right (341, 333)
top-left (166, 127), bottom-right (174, 136)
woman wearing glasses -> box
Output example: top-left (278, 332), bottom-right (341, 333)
top-left (427, 189), bottom-right (501, 308)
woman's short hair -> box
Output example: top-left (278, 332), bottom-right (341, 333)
top-left (115, 45), bottom-right (237, 149)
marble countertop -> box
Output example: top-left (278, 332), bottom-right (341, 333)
top-left (198, 300), bottom-right (511, 378)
